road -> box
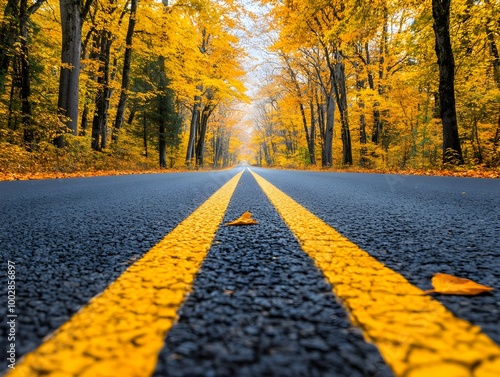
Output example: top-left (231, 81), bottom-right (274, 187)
top-left (0, 167), bottom-right (499, 376)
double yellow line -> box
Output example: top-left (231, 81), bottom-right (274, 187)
top-left (8, 169), bottom-right (500, 377)
top-left (250, 170), bottom-right (500, 377)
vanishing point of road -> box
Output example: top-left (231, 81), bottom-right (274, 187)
top-left (1, 167), bottom-right (499, 377)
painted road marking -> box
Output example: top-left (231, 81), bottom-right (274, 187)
top-left (250, 169), bottom-right (500, 377)
top-left (8, 171), bottom-right (243, 377)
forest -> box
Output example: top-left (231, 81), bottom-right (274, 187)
top-left (0, 0), bottom-right (499, 176)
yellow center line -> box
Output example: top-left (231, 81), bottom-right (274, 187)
top-left (250, 169), bottom-right (500, 377)
top-left (8, 171), bottom-right (243, 377)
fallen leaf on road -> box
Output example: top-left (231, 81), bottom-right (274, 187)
top-left (424, 273), bottom-right (493, 295)
top-left (225, 211), bottom-right (259, 226)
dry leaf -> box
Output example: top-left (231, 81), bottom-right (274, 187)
top-left (424, 273), bottom-right (494, 295)
top-left (225, 211), bottom-right (259, 226)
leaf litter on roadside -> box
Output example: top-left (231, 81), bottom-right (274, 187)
top-left (225, 211), bottom-right (259, 226)
top-left (424, 273), bottom-right (494, 295)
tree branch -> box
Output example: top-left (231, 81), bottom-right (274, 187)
top-left (27, 0), bottom-right (46, 16)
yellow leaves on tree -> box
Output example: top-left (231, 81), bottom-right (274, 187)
top-left (225, 211), bottom-right (259, 226)
top-left (425, 273), bottom-right (494, 296)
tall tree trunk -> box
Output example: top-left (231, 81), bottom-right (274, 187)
top-left (20, 0), bottom-right (33, 150)
top-left (320, 43), bottom-right (337, 168)
top-left (432, 0), bottom-right (464, 164)
top-left (355, 55), bottom-right (368, 167)
top-left (222, 135), bottom-right (230, 167)
top-left (127, 102), bottom-right (136, 125)
top-left (186, 94), bottom-right (201, 165)
top-left (472, 119), bottom-right (483, 163)
top-left (322, 85), bottom-right (335, 167)
top-left (485, 2), bottom-right (500, 157)
top-left (195, 105), bottom-right (214, 167)
top-left (143, 111), bottom-right (148, 157)
top-left (80, 104), bottom-right (89, 135)
top-left (299, 102), bottom-right (314, 164)
top-left (309, 101), bottom-right (316, 164)
top-left (157, 56), bottom-right (168, 168)
top-left (55, 0), bottom-right (84, 147)
top-left (316, 93), bottom-right (325, 142)
top-left (359, 107), bottom-right (367, 166)
top-left (0, 0), bottom-right (45, 90)
top-left (213, 129), bottom-right (220, 168)
top-left (7, 64), bottom-right (18, 131)
top-left (333, 52), bottom-right (353, 166)
top-left (284, 56), bottom-right (315, 164)
top-left (0, 0), bottom-right (19, 91)
top-left (158, 103), bottom-right (167, 168)
top-left (262, 141), bottom-right (272, 166)
top-left (373, 9), bottom-right (388, 146)
top-left (91, 30), bottom-right (112, 150)
top-left (112, 0), bottom-right (138, 142)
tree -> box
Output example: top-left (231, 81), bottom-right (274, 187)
top-left (55, 0), bottom-right (93, 147)
top-left (19, 0), bottom-right (33, 149)
top-left (264, 0), bottom-right (353, 166)
top-left (0, 0), bottom-right (45, 149)
top-left (180, 0), bottom-right (247, 167)
top-left (432, 0), bottom-right (464, 164)
top-left (156, 56), bottom-right (182, 167)
top-left (112, 0), bottom-right (138, 142)
top-left (282, 53), bottom-right (316, 164)
top-left (0, 0), bottom-right (20, 90)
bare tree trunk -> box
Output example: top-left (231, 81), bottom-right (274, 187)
top-left (213, 129), bottom-right (220, 168)
top-left (7, 65), bottom-right (18, 131)
top-left (485, 2), bottom-right (500, 161)
top-left (186, 94), bottom-right (201, 165)
top-left (20, 0), bottom-right (33, 150)
top-left (80, 104), bottom-right (89, 135)
top-left (195, 105), bottom-right (214, 167)
top-left (333, 52), bottom-right (352, 165)
top-left (158, 108), bottom-right (166, 167)
top-left (284, 57), bottom-right (315, 164)
top-left (143, 111), bottom-right (148, 157)
top-left (355, 54), bottom-right (368, 167)
top-left (432, 0), bottom-right (464, 164)
top-left (55, 0), bottom-right (85, 147)
top-left (322, 82), bottom-right (335, 167)
top-left (127, 103), bottom-right (136, 125)
top-left (309, 101), bottom-right (316, 164)
top-left (157, 56), bottom-right (168, 168)
top-left (0, 0), bottom-right (19, 91)
top-left (372, 9), bottom-right (388, 146)
top-left (263, 142), bottom-right (272, 166)
top-left (112, 0), bottom-right (138, 142)
top-left (472, 119), bottom-right (483, 163)
top-left (91, 30), bottom-right (112, 151)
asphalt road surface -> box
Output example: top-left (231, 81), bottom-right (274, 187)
top-left (0, 167), bottom-right (499, 376)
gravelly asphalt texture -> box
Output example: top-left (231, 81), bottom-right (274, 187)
top-left (153, 171), bottom-right (391, 377)
top-left (252, 168), bottom-right (500, 346)
top-left (0, 170), bottom-right (236, 371)
top-left (1, 167), bottom-right (499, 376)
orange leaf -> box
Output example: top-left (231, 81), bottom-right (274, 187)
top-left (225, 211), bottom-right (259, 226)
top-left (425, 273), bottom-right (494, 295)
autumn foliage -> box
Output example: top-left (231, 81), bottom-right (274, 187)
top-left (0, 0), bottom-right (499, 178)
top-left (0, 0), bottom-right (247, 176)
top-left (252, 0), bottom-right (500, 172)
